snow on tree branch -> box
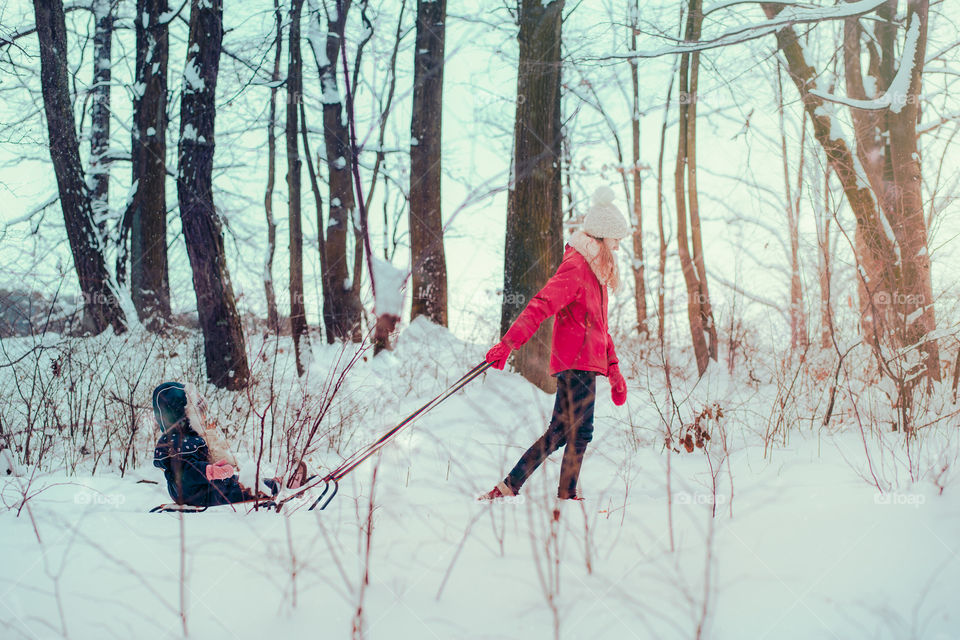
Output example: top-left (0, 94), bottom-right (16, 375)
top-left (602, 0), bottom-right (888, 60)
top-left (811, 17), bottom-right (921, 113)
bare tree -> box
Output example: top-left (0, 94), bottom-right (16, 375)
top-left (263, 0), bottom-right (283, 333)
top-left (308, 0), bottom-right (363, 342)
top-left (88, 0), bottom-right (113, 235)
top-left (409, 0), bottom-right (449, 327)
top-left (656, 59), bottom-right (676, 346)
top-left (176, 0), bottom-right (249, 389)
top-left (628, 0), bottom-right (648, 338)
top-left (128, 0), bottom-right (171, 330)
top-left (287, 0), bottom-right (308, 375)
top-left (812, 165), bottom-right (835, 350)
top-left (775, 66), bottom-right (807, 352)
top-left (500, 0), bottom-right (565, 393)
top-left (32, 0), bottom-right (126, 335)
top-left (763, 0), bottom-right (939, 385)
top-left (674, 0), bottom-right (717, 376)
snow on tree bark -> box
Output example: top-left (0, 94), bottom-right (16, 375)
top-left (32, 0), bottom-right (126, 335)
top-left (764, 0), bottom-right (939, 384)
top-left (89, 0), bottom-right (112, 236)
top-left (129, 0), bottom-right (171, 331)
top-left (311, 0), bottom-right (362, 342)
top-left (176, 0), bottom-right (249, 390)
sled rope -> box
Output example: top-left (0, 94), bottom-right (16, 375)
top-left (328, 360), bottom-right (492, 483)
top-left (278, 361), bottom-right (492, 511)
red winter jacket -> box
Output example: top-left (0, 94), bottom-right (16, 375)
top-left (502, 245), bottom-right (618, 376)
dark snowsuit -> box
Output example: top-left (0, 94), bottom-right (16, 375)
top-left (151, 382), bottom-right (254, 506)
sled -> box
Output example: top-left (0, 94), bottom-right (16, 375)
top-left (150, 361), bottom-right (490, 515)
top-left (149, 497), bottom-right (277, 513)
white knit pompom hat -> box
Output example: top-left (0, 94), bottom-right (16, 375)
top-left (581, 186), bottom-right (630, 239)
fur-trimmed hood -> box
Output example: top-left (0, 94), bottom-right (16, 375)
top-left (151, 381), bottom-right (237, 466)
top-left (152, 382), bottom-right (195, 435)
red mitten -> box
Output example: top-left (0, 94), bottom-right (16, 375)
top-left (485, 340), bottom-right (513, 370)
top-left (206, 460), bottom-right (235, 481)
top-left (608, 364), bottom-right (627, 406)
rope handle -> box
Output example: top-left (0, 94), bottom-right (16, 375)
top-left (327, 360), bottom-right (492, 482)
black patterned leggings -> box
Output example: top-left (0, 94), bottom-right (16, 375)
top-left (503, 369), bottom-right (597, 499)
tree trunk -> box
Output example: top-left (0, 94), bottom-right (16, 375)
top-left (674, 0), bottom-right (717, 376)
top-left (287, 0), bottom-right (308, 375)
top-left (409, 0), bottom-right (448, 326)
top-left (776, 67), bottom-right (807, 351)
top-left (843, 0), bottom-right (938, 381)
top-left (500, 0), bottom-right (565, 394)
top-left (89, 0), bottom-right (112, 235)
top-left (764, 1), bottom-right (939, 383)
top-left (629, 1), bottom-right (647, 338)
top-left (656, 64), bottom-right (675, 347)
top-left (177, 0), bottom-right (249, 390)
top-left (816, 168), bottom-right (834, 349)
top-left (263, 0), bottom-right (282, 333)
top-left (300, 100), bottom-right (334, 345)
top-left (129, 0), bottom-right (171, 331)
top-left (314, 0), bottom-right (363, 342)
top-left (33, 0), bottom-right (125, 335)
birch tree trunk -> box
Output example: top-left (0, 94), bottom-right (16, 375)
top-left (89, 0), bottom-right (112, 235)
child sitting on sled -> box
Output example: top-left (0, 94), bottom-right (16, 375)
top-left (152, 381), bottom-right (307, 507)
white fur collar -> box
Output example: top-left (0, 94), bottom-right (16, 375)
top-left (184, 383), bottom-right (238, 467)
top-left (568, 230), bottom-right (613, 288)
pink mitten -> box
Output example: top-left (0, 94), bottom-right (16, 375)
top-left (485, 341), bottom-right (513, 370)
top-left (608, 364), bottom-right (628, 407)
top-left (206, 460), bottom-right (235, 481)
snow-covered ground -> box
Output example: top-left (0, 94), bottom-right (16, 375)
top-left (2, 320), bottom-right (959, 639)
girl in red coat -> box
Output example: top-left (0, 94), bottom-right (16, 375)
top-left (481, 187), bottom-right (629, 501)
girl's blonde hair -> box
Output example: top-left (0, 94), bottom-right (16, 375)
top-left (588, 234), bottom-right (620, 292)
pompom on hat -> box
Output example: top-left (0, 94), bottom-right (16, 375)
top-left (581, 186), bottom-right (630, 239)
